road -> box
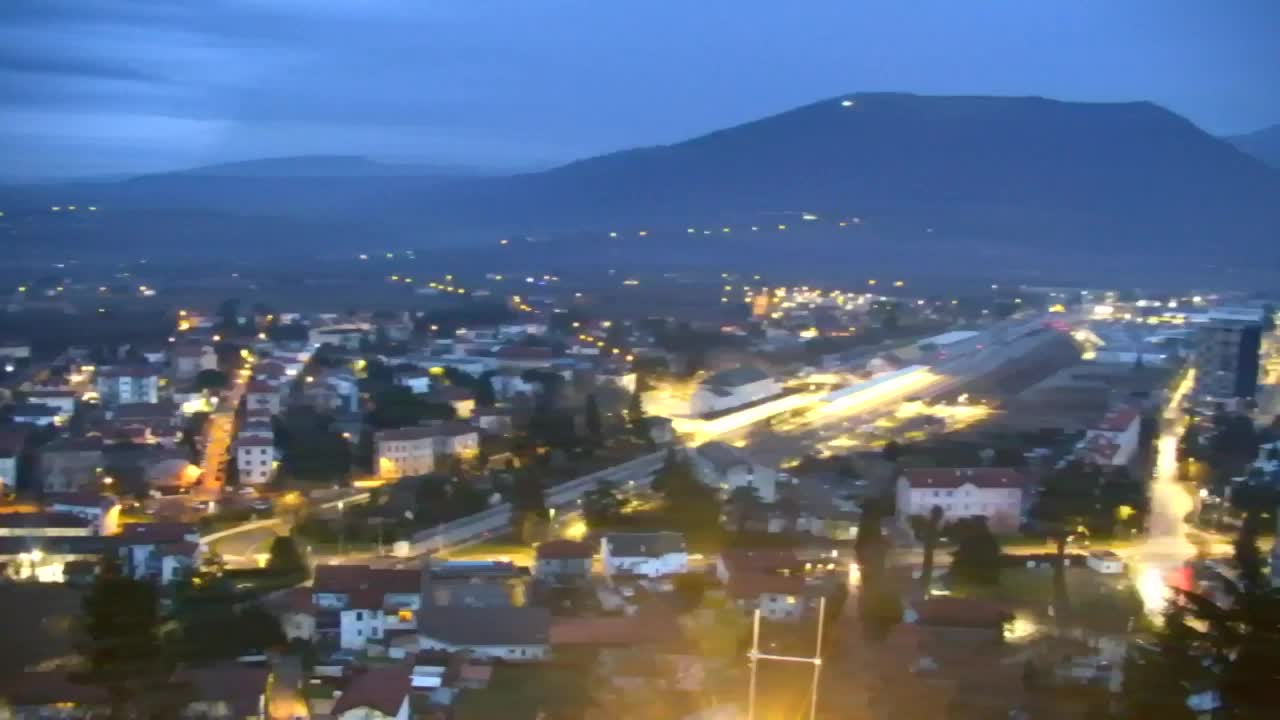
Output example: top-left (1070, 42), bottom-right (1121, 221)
top-left (195, 364), bottom-right (250, 500)
top-left (1124, 370), bottom-right (1202, 615)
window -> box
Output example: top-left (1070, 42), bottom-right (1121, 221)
top-left (398, 609), bottom-right (414, 622)
top-left (354, 611), bottom-right (364, 621)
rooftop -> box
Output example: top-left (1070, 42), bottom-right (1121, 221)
top-left (331, 666), bottom-right (411, 717)
top-left (417, 606), bottom-right (551, 646)
top-left (702, 365), bottom-right (770, 389)
top-left (900, 468), bottom-right (1026, 490)
top-left (0, 512), bottom-right (94, 531)
top-left (603, 531), bottom-right (686, 558)
top-left (1094, 405), bottom-right (1140, 432)
top-left (535, 539), bottom-right (594, 560)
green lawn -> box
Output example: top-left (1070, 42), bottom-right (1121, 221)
top-left (954, 566), bottom-right (1148, 634)
top-left (455, 664), bottom-right (591, 720)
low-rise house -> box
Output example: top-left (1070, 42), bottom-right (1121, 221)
top-left (331, 665), bottom-right (412, 720)
top-left (245, 380), bottom-right (284, 416)
top-left (106, 401), bottom-right (182, 445)
top-left (22, 388), bottom-right (77, 420)
top-left (690, 366), bottom-right (780, 417)
top-left (48, 493), bottom-right (120, 535)
top-left (427, 386), bottom-right (475, 419)
top-left (416, 606), bottom-right (551, 661)
top-left (173, 343), bottom-right (218, 380)
top-left (725, 572), bottom-right (816, 622)
top-left (894, 467), bottom-right (1026, 533)
top-left (1075, 405), bottom-right (1142, 466)
top-left (177, 665), bottom-right (270, 720)
top-left (693, 442), bottom-right (779, 502)
top-left (0, 512), bottom-right (95, 537)
top-left (600, 531), bottom-right (688, 578)
top-left (494, 345), bottom-right (556, 371)
top-left (312, 565), bottom-right (421, 652)
top-left (95, 365), bottom-right (160, 405)
top-left (470, 407), bottom-right (512, 435)
top-left (428, 422), bottom-right (480, 458)
top-left (10, 403), bottom-right (62, 427)
top-left (490, 368), bottom-right (538, 402)
top-left (596, 362), bottom-right (637, 394)
top-left (236, 437), bottom-right (278, 485)
top-left (395, 368), bottom-right (434, 395)
top-left (116, 522), bottom-right (201, 585)
top-left (645, 417), bottom-right (675, 446)
top-left (534, 539), bottom-right (593, 583)
top-left (0, 428), bottom-right (27, 493)
top-left (1086, 550), bottom-right (1125, 574)
top-left (38, 437), bottom-right (105, 493)
top-left (374, 427), bottom-right (435, 480)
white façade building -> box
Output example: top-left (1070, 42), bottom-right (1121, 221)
top-left (692, 442), bottom-right (779, 502)
top-left (690, 366), bottom-right (781, 417)
top-left (895, 468), bottom-right (1026, 533)
top-left (600, 531), bottom-right (688, 578)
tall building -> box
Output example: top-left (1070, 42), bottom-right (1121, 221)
top-left (1193, 307), bottom-right (1263, 401)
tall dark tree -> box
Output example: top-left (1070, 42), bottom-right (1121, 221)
top-left (216, 298), bottom-right (241, 331)
top-left (582, 480), bottom-right (623, 527)
top-left (948, 516), bottom-right (1002, 587)
top-left (911, 505), bottom-right (945, 595)
top-left (726, 484), bottom-right (763, 533)
top-left (626, 389), bottom-right (647, 442)
top-left (76, 558), bottom-right (173, 718)
top-left (584, 393), bottom-right (604, 449)
top-left (266, 534), bottom-right (309, 579)
top-left (653, 448), bottom-right (719, 533)
top-left (855, 498), bottom-right (900, 642)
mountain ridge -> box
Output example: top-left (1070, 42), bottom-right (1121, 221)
top-left (1226, 124), bottom-right (1280, 169)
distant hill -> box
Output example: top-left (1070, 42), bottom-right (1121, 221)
top-left (1226, 124), bottom-right (1280, 169)
top-left (4, 93), bottom-right (1279, 282)
top-left (156, 155), bottom-right (484, 178)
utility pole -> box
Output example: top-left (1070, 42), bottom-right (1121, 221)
top-left (746, 595), bottom-right (826, 720)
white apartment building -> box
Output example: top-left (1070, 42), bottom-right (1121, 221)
top-left (895, 468), bottom-right (1026, 533)
top-left (374, 427), bottom-right (436, 479)
top-left (96, 366), bottom-right (160, 405)
top-left (236, 437), bottom-right (278, 485)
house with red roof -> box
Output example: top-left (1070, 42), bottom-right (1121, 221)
top-left (1075, 405), bottom-right (1142, 466)
top-left (331, 665), bottom-right (412, 720)
top-left (312, 565), bottom-right (421, 652)
top-left (895, 468), bottom-right (1026, 533)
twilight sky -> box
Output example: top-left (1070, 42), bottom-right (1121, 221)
top-left (2, 0), bottom-right (1278, 179)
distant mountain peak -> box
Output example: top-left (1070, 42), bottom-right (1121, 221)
top-left (1226, 124), bottom-right (1280, 168)
top-left (149, 155), bottom-right (484, 179)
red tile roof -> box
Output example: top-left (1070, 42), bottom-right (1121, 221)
top-left (313, 565), bottom-right (419, 605)
top-left (1095, 405), bottom-right (1140, 432)
top-left (331, 666), bottom-right (411, 717)
top-left (375, 426), bottom-right (434, 442)
top-left (536, 539), bottom-right (593, 560)
top-left (118, 522), bottom-right (198, 544)
top-left (900, 468), bottom-right (1026, 490)
top-left (246, 380), bottom-right (279, 394)
top-left (177, 665), bottom-right (268, 719)
top-left (495, 345), bottom-right (554, 360)
top-left (47, 492), bottom-right (116, 510)
top-left (97, 365), bottom-right (159, 378)
top-left (0, 512), bottom-right (93, 530)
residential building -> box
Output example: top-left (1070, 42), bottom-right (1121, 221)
top-left (395, 368), bottom-right (434, 395)
top-left (173, 343), bottom-right (217, 380)
top-left (534, 539), bottom-right (593, 583)
top-left (312, 565), bottom-right (421, 652)
top-left (416, 606), bottom-right (551, 661)
top-left (309, 324), bottom-right (369, 350)
top-left (116, 522), bottom-right (201, 584)
top-left (490, 369), bottom-right (538, 401)
top-left (374, 427), bottom-right (436, 479)
top-left (22, 389), bottom-right (77, 420)
top-left (430, 422), bottom-right (480, 457)
top-left (37, 438), bottom-right (105, 493)
top-left (690, 366), bottom-right (781, 417)
top-left (471, 407), bottom-right (513, 435)
top-left (726, 572), bottom-right (815, 622)
top-left (0, 340), bottom-right (31, 361)
top-left (1075, 405), bottom-right (1141, 466)
top-left (427, 386), bottom-right (475, 419)
top-left (176, 665), bottom-right (271, 720)
top-left (895, 468), bottom-right (1026, 533)
top-left (693, 441), bottom-right (779, 502)
top-left (1193, 307), bottom-right (1263, 400)
top-left (48, 491), bottom-right (119, 532)
top-left (237, 437), bottom-right (278, 485)
top-left (596, 362), bottom-right (637, 394)
top-left (494, 345), bottom-right (556, 370)
top-left (0, 512), bottom-right (95, 537)
top-left (245, 380), bottom-right (284, 416)
top-left (0, 429), bottom-right (27, 494)
top-left (9, 403), bottom-right (61, 427)
top-left (331, 665), bottom-right (412, 720)
top-left (600, 531), bottom-right (688, 578)
top-left (95, 365), bottom-right (160, 405)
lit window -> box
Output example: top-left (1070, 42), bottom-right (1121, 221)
top-left (398, 609), bottom-right (414, 622)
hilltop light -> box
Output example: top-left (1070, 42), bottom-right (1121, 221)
top-left (841, 99), bottom-right (855, 107)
